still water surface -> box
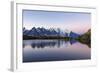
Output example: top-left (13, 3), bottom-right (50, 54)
top-left (23, 39), bottom-right (91, 62)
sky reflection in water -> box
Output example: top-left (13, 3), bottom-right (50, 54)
top-left (23, 39), bottom-right (91, 62)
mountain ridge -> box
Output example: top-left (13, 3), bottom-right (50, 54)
top-left (23, 27), bottom-right (81, 39)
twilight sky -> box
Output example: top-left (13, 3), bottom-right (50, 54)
top-left (23, 10), bottom-right (91, 34)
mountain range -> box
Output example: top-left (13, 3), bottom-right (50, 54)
top-left (23, 27), bottom-right (80, 39)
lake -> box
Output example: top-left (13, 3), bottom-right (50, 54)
top-left (23, 39), bottom-right (91, 63)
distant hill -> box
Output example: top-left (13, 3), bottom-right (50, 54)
top-left (78, 29), bottom-right (91, 47)
top-left (69, 31), bottom-right (80, 39)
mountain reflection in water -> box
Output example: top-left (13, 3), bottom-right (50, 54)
top-left (23, 39), bottom-right (91, 62)
top-left (23, 39), bottom-right (78, 49)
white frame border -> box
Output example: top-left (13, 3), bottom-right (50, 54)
top-left (11, 1), bottom-right (97, 72)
